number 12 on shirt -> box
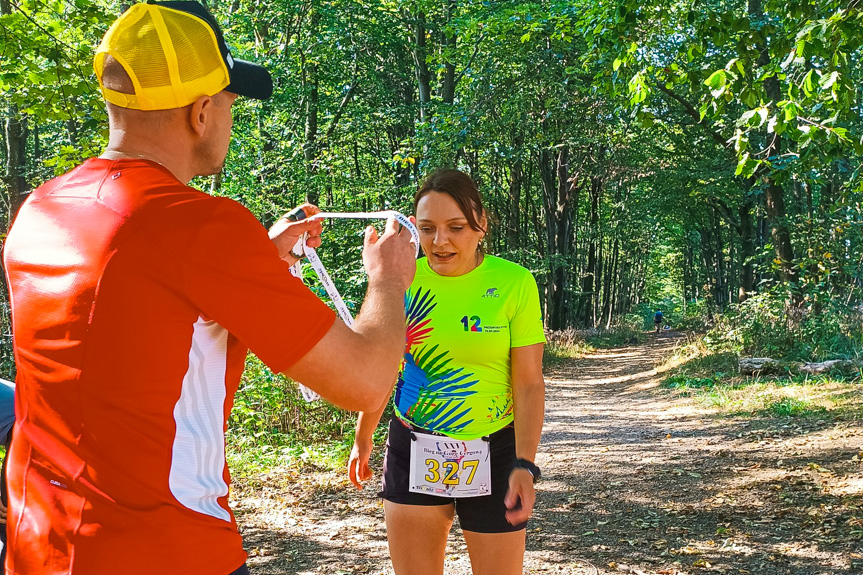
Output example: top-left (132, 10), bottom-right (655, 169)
top-left (408, 432), bottom-right (491, 498)
top-left (460, 315), bottom-right (483, 332)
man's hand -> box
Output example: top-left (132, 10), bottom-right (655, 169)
top-left (362, 215), bottom-right (417, 292)
top-left (268, 203), bottom-right (323, 264)
top-left (282, 215), bottom-right (414, 412)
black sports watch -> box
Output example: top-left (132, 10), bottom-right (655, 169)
top-left (513, 458), bottom-right (541, 483)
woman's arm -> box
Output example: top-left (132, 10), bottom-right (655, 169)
top-left (505, 342), bottom-right (545, 525)
top-left (347, 390), bottom-right (392, 489)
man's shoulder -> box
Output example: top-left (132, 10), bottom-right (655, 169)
top-left (30, 158), bottom-right (198, 204)
top-left (27, 158), bottom-right (259, 232)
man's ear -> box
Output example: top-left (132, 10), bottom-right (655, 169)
top-left (188, 94), bottom-right (213, 138)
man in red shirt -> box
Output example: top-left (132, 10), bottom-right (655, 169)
top-left (1, 2), bottom-right (415, 574)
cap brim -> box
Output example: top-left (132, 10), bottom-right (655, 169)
top-left (226, 59), bottom-right (273, 100)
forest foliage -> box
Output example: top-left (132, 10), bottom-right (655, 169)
top-left (2, 0), bottom-right (862, 447)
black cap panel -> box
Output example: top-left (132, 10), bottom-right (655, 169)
top-left (226, 59), bottom-right (274, 101)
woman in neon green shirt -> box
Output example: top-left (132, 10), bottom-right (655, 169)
top-left (348, 169), bottom-right (546, 575)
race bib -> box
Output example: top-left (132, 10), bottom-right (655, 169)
top-left (408, 431), bottom-right (491, 498)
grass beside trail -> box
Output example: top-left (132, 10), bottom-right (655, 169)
top-left (660, 335), bottom-right (863, 420)
top-left (543, 325), bottom-right (646, 369)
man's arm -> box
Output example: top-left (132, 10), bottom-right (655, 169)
top-left (283, 217), bottom-right (415, 412)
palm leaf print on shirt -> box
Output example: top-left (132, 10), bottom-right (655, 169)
top-left (396, 287), bottom-right (478, 434)
top-left (405, 287), bottom-right (435, 351)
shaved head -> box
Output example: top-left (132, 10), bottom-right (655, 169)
top-left (101, 56), bottom-right (187, 128)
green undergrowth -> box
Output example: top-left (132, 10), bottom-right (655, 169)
top-left (544, 329), bottom-right (594, 368)
top-left (544, 324), bottom-right (648, 368)
top-left (704, 291), bottom-right (863, 362)
top-left (661, 335), bottom-right (863, 420)
top-left (226, 354), bottom-right (383, 478)
top-left (584, 325), bottom-right (646, 347)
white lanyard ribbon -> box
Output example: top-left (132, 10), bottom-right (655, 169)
top-left (291, 211), bottom-right (419, 401)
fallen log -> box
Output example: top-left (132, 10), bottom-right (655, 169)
top-left (739, 357), bottom-right (863, 376)
top-left (798, 359), bottom-right (862, 375)
top-left (738, 357), bottom-right (784, 375)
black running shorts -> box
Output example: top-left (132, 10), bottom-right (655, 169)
top-left (380, 415), bottom-right (528, 533)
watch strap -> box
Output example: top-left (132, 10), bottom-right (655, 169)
top-left (513, 458), bottom-right (541, 483)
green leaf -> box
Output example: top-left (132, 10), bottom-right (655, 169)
top-left (818, 71), bottom-right (839, 90)
top-left (735, 155), bottom-right (759, 179)
top-left (802, 70), bottom-right (815, 96)
top-left (705, 70), bottom-right (727, 98)
top-left (737, 109), bottom-right (757, 127)
top-left (705, 70), bottom-right (726, 90)
top-left (767, 115), bottom-right (779, 134)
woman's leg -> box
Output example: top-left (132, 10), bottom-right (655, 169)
top-left (462, 529), bottom-right (526, 575)
top-left (384, 500), bottom-right (454, 575)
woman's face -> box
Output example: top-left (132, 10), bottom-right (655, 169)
top-left (415, 191), bottom-right (486, 277)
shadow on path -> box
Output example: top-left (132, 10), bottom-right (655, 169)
top-left (237, 330), bottom-right (863, 574)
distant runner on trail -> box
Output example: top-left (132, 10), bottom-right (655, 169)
top-left (348, 169), bottom-right (546, 575)
top-left (654, 309), bottom-right (665, 333)
top-left (2, 2), bottom-right (415, 574)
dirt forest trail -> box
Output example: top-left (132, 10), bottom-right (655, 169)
top-left (236, 332), bottom-right (863, 575)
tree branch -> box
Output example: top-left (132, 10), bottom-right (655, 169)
top-left (654, 83), bottom-right (729, 149)
top-left (324, 56), bottom-right (360, 144)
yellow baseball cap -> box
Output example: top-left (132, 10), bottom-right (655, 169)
top-left (94, 1), bottom-right (272, 111)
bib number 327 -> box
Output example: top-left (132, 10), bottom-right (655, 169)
top-left (408, 432), bottom-right (491, 498)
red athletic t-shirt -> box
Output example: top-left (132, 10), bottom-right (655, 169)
top-left (2, 158), bottom-right (336, 575)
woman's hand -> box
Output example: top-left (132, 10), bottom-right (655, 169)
top-left (504, 467), bottom-right (536, 525)
top-left (268, 203), bottom-right (324, 264)
top-left (348, 438), bottom-right (374, 490)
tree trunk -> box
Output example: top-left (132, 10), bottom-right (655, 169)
top-left (440, 0), bottom-right (457, 105)
top-left (581, 175), bottom-right (601, 328)
top-left (210, 170), bottom-right (222, 193)
top-left (738, 199), bottom-right (756, 301)
top-left (409, 11), bottom-right (432, 122)
top-left (700, 223), bottom-right (717, 309)
top-left (538, 147), bottom-right (575, 330)
top-left (301, 11), bottom-right (320, 204)
top-left (602, 237), bottom-right (619, 328)
top-left (507, 149), bottom-right (522, 248)
top-left (749, 0), bottom-right (797, 290)
top-left (714, 209), bottom-right (726, 309)
top-left (3, 108), bottom-right (27, 230)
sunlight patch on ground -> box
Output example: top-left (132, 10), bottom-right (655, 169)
top-left (827, 473), bottom-right (863, 496)
top-left (584, 351), bottom-right (643, 360)
top-left (715, 467), bottom-right (789, 491)
top-left (548, 367), bottom-right (658, 386)
top-left (771, 542), bottom-right (850, 568)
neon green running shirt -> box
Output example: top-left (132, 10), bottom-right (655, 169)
top-left (394, 255), bottom-right (546, 439)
